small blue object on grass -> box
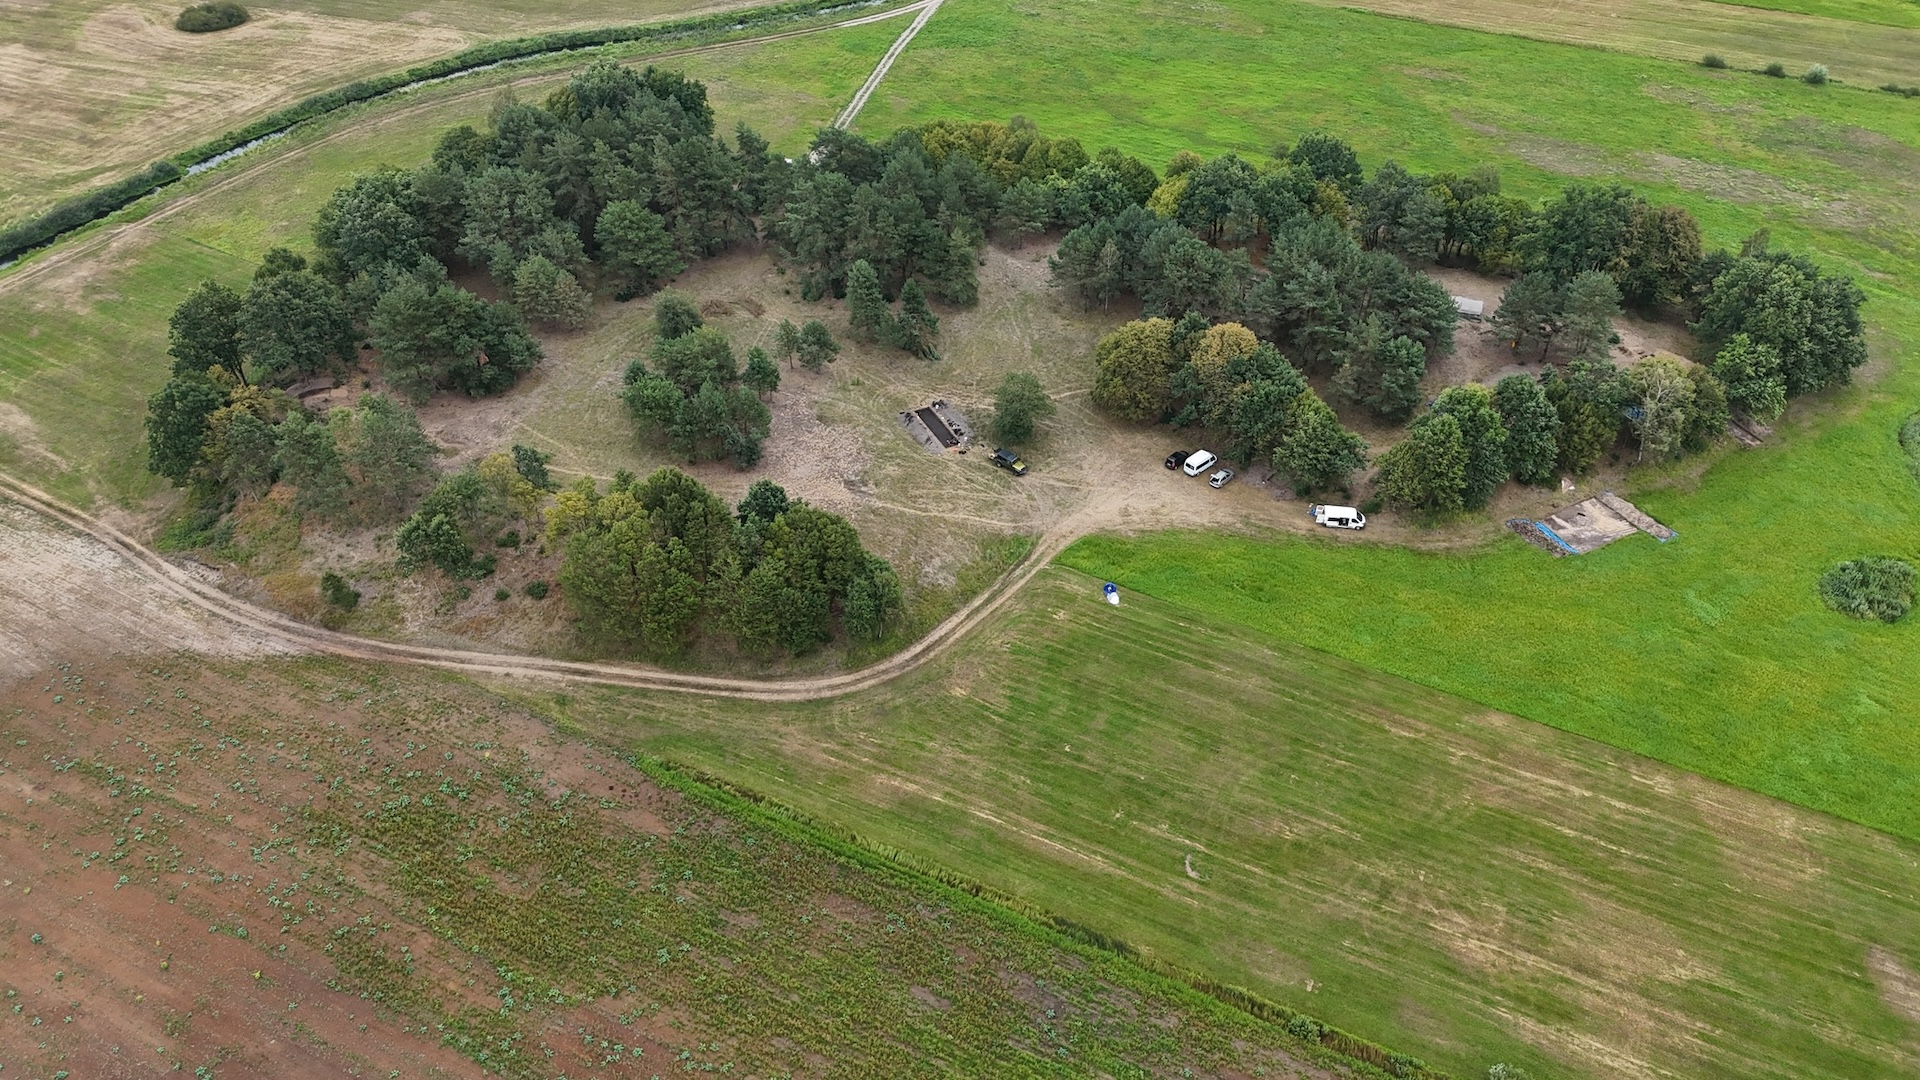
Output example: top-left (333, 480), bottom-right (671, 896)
top-left (1103, 582), bottom-right (1120, 606)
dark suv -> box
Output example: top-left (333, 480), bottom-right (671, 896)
top-left (1164, 450), bottom-right (1191, 470)
top-left (991, 448), bottom-right (1029, 475)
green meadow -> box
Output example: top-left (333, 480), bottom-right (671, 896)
top-left (553, 567), bottom-right (1920, 1080)
top-left (789, 0), bottom-right (1920, 838)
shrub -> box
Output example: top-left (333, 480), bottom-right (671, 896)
top-left (319, 572), bottom-right (361, 611)
top-left (496, 529), bottom-right (521, 548)
top-left (1818, 557), bottom-right (1916, 623)
top-left (175, 2), bottom-right (248, 32)
top-left (1701, 54), bottom-right (1728, 69)
top-left (1900, 411), bottom-right (1920, 484)
top-left (1881, 83), bottom-right (1920, 98)
top-left (1763, 62), bottom-right (1788, 77)
top-left (494, 587), bottom-right (511, 602)
top-left (1803, 64), bottom-right (1830, 85)
top-left (524, 580), bottom-right (550, 600)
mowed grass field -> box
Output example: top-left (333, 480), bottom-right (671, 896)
top-left (0, 0), bottom-right (819, 227)
top-left (552, 567), bottom-right (1920, 1080)
top-left (1298, 0), bottom-right (1920, 85)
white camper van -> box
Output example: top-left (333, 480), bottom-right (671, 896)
top-left (1311, 504), bottom-right (1367, 530)
top-left (1181, 450), bottom-right (1218, 477)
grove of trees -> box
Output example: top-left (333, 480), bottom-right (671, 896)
top-left (547, 472), bottom-right (902, 656)
top-left (1062, 130), bottom-right (1865, 516)
top-left (619, 293), bottom-right (774, 469)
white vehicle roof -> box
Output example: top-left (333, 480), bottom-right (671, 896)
top-left (1315, 504), bottom-right (1360, 517)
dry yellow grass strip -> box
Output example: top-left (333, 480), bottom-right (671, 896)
top-left (1303, 0), bottom-right (1920, 86)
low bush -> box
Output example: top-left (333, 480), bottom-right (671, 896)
top-left (524, 580), bottom-right (550, 600)
top-left (496, 529), bottom-right (521, 548)
top-left (1763, 61), bottom-right (1788, 77)
top-left (320, 571), bottom-right (360, 610)
top-left (175, 2), bottom-right (248, 32)
top-left (1818, 557), bottom-right (1916, 623)
top-left (493, 587), bottom-right (511, 601)
top-left (1803, 64), bottom-right (1830, 85)
top-left (1701, 53), bottom-right (1728, 69)
top-left (1882, 82), bottom-right (1920, 98)
top-left (1900, 411), bottom-right (1920, 484)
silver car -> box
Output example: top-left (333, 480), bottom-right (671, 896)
top-left (1207, 468), bottom-right (1235, 489)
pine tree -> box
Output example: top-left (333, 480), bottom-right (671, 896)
top-left (894, 279), bottom-right (940, 359)
top-left (844, 259), bottom-right (890, 344)
top-left (773, 318), bottom-right (802, 369)
top-left (796, 320), bottom-right (840, 372)
top-left (743, 347), bottom-right (780, 397)
top-left (1492, 375), bottom-right (1561, 485)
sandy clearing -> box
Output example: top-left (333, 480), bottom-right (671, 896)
top-left (0, 500), bottom-right (297, 678)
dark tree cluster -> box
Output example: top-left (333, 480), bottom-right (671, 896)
top-left (549, 472), bottom-right (901, 657)
top-left (1693, 233), bottom-right (1869, 413)
top-left (175, 2), bottom-right (248, 32)
top-left (771, 118), bottom-right (1161, 358)
top-left (619, 294), bottom-right (774, 469)
top-left (1375, 356), bottom-right (1728, 514)
top-left (1050, 138), bottom-right (1458, 421)
top-left (1092, 316), bottom-right (1368, 494)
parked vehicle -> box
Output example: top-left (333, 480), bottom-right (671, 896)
top-left (991, 447), bottom-right (1028, 475)
top-left (1181, 450), bottom-right (1218, 477)
top-left (1164, 450), bottom-right (1191, 470)
top-left (1311, 504), bottom-right (1367, 529)
top-left (1207, 468), bottom-right (1235, 489)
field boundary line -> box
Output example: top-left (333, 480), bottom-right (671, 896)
top-left (0, 470), bottom-right (1080, 702)
top-left (833, 0), bottom-right (943, 128)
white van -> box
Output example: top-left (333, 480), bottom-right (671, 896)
top-left (1311, 504), bottom-right (1367, 530)
top-left (1182, 450), bottom-right (1218, 477)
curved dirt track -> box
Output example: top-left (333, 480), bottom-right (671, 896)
top-left (0, 470), bottom-right (1089, 701)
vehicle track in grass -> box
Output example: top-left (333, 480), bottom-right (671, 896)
top-left (833, 0), bottom-right (943, 128)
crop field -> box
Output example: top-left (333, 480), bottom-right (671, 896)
top-left (0, 0), bottom-right (803, 227)
top-left (0, 651), bottom-right (1376, 1080)
top-left (548, 567), bottom-right (1920, 1080)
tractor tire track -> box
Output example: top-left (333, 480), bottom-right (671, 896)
top-left (833, 0), bottom-right (942, 129)
top-left (0, 470), bottom-right (1087, 702)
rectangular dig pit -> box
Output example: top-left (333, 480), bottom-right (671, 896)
top-left (1513, 493), bottom-right (1676, 556)
top-left (901, 399), bottom-right (974, 454)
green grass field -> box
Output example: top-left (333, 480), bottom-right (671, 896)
top-left (808, 0), bottom-right (1920, 840)
top-left (553, 567), bottom-right (1920, 1080)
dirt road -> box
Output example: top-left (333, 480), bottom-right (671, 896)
top-left (0, 469), bottom-right (1102, 701)
top-left (833, 0), bottom-right (943, 129)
